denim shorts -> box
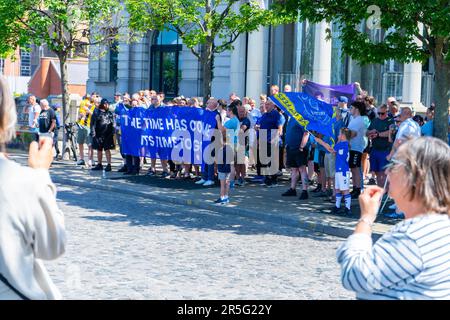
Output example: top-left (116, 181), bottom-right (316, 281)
top-left (218, 172), bottom-right (230, 180)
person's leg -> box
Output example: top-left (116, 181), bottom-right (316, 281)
top-left (53, 129), bottom-right (60, 156)
top-left (220, 179), bottom-right (226, 198)
top-left (299, 166), bottom-right (308, 190)
top-left (343, 189), bottom-right (351, 210)
top-left (229, 165), bottom-right (236, 183)
top-left (207, 163), bottom-right (215, 181)
top-left (161, 160), bottom-right (169, 173)
top-left (351, 167), bottom-right (361, 191)
top-left (97, 149), bottom-right (103, 165)
top-left (151, 158), bottom-right (156, 172)
top-left (125, 155), bottom-right (132, 173)
top-left (105, 150), bottom-right (112, 165)
top-left (256, 139), bottom-right (262, 177)
top-left (290, 167), bottom-right (299, 190)
top-left (168, 160), bottom-right (175, 173)
top-left (134, 156), bottom-right (140, 173)
top-left (361, 152), bottom-right (369, 180)
top-left (183, 164), bottom-right (191, 177)
top-left (307, 160), bottom-right (314, 180)
top-left (319, 168), bottom-right (326, 191)
top-left (88, 145), bottom-right (93, 164)
top-left (224, 176), bottom-right (230, 198)
top-left (78, 144), bottom-right (85, 161)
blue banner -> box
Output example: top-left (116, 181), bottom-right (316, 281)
top-left (118, 106), bottom-right (218, 164)
top-left (270, 92), bottom-right (336, 138)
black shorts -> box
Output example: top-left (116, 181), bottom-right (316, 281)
top-left (318, 150), bottom-right (326, 168)
top-left (286, 146), bottom-right (308, 168)
top-left (92, 134), bottom-right (115, 151)
top-left (349, 150), bottom-right (362, 168)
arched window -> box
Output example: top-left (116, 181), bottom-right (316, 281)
top-left (151, 30), bottom-right (182, 98)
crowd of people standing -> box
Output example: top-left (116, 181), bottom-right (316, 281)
top-left (29, 82), bottom-right (450, 213)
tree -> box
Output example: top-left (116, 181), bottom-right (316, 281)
top-left (274, 0), bottom-right (449, 142)
top-left (125, 0), bottom-right (276, 100)
top-left (0, 0), bottom-right (125, 156)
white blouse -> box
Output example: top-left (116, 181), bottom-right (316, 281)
top-left (0, 155), bottom-right (66, 299)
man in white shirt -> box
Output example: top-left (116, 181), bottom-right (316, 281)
top-left (388, 106), bottom-right (421, 160)
top-left (347, 101), bottom-right (369, 198)
top-left (27, 95), bottom-right (41, 132)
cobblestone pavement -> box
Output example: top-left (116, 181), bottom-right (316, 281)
top-left (44, 184), bottom-right (354, 300)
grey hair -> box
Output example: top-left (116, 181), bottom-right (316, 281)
top-left (0, 76), bottom-right (17, 145)
top-left (396, 137), bottom-right (450, 216)
top-left (40, 99), bottom-right (49, 107)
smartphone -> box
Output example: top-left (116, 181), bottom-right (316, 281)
top-left (34, 132), bottom-right (54, 142)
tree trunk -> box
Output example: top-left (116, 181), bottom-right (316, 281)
top-left (201, 41), bottom-right (214, 101)
top-left (432, 38), bottom-right (450, 143)
top-left (59, 55), bottom-right (71, 160)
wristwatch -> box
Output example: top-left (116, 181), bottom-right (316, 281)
top-left (358, 217), bottom-right (374, 227)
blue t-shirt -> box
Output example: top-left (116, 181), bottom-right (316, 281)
top-left (285, 117), bottom-right (305, 149)
top-left (224, 116), bottom-right (240, 145)
top-left (334, 141), bottom-right (350, 173)
top-left (258, 109), bottom-right (283, 141)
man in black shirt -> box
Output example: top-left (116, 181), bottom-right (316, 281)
top-left (367, 104), bottom-right (393, 187)
top-left (90, 98), bottom-right (115, 171)
top-left (38, 99), bottom-right (56, 135)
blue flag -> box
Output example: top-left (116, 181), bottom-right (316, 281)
top-left (270, 92), bottom-right (336, 138)
top-left (120, 106), bottom-right (218, 164)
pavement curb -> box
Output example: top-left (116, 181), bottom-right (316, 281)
top-left (53, 176), bottom-right (383, 240)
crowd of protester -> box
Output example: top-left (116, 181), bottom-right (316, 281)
top-left (30, 82), bottom-right (450, 214)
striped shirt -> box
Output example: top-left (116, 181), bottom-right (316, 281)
top-left (337, 213), bottom-right (450, 300)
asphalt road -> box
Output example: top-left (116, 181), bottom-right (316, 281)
top-left (44, 184), bottom-right (354, 300)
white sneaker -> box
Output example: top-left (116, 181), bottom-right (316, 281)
top-left (195, 179), bottom-right (206, 185)
top-left (203, 180), bottom-right (215, 186)
top-left (389, 203), bottom-right (397, 210)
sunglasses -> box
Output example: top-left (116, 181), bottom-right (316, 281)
top-left (384, 158), bottom-right (406, 173)
top-left (378, 112), bottom-right (386, 116)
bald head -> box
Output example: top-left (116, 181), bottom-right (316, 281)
top-left (206, 98), bottom-right (218, 111)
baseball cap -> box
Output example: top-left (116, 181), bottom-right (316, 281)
top-left (114, 92), bottom-right (122, 96)
top-left (338, 96), bottom-right (348, 103)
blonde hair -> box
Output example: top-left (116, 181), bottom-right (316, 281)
top-left (396, 137), bottom-right (450, 216)
top-left (0, 76), bottom-right (17, 146)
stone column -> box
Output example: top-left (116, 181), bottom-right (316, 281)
top-left (312, 21), bottom-right (332, 85)
top-left (402, 24), bottom-right (423, 104)
top-left (229, 34), bottom-right (246, 98)
top-left (246, 28), bottom-right (265, 100)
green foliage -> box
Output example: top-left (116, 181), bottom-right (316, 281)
top-left (273, 0), bottom-right (449, 65)
top-left (0, 0), bottom-right (124, 59)
top-left (126, 0), bottom-right (278, 56)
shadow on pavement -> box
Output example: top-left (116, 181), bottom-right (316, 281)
top-left (57, 187), bottom-right (339, 242)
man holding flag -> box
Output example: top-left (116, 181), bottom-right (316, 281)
top-left (282, 116), bottom-right (310, 199)
top-left (270, 91), bottom-right (337, 196)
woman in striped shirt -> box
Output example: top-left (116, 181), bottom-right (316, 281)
top-left (337, 136), bottom-right (450, 299)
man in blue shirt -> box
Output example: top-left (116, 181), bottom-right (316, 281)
top-left (256, 100), bottom-right (284, 187)
top-left (282, 117), bottom-right (310, 199)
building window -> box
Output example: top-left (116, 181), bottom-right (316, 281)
top-left (0, 59), bottom-right (4, 75)
top-left (109, 41), bottom-right (119, 82)
top-left (150, 30), bottom-right (182, 98)
top-left (20, 48), bottom-right (31, 76)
